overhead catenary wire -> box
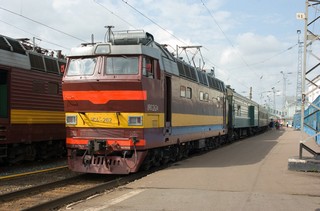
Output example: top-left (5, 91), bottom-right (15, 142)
top-left (93, 0), bottom-right (137, 29)
top-left (119, 0), bottom-right (251, 89)
top-left (200, 0), bottom-right (264, 87)
top-left (227, 43), bottom-right (298, 70)
top-left (0, 1), bottom-right (297, 96)
top-left (0, 19), bottom-right (70, 50)
top-left (0, 6), bottom-right (88, 43)
top-left (121, 0), bottom-right (189, 46)
top-left (200, 0), bottom-right (252, 69)
top-left (200, 0), bottom-right (299, 93)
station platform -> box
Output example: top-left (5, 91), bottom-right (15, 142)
top-left (62, 128), bottom-right (320, 211)
top-left (288, 129), bottom-right (320, 172)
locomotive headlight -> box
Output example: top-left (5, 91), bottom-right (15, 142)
top-left (66, 114), bottom-right (77, 125)
top-left (128, 116), bottom-right (143, 126)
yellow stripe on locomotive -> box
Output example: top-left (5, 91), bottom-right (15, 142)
top-left (65, 112), bottom-right (223, 128)
top-left (65, 112), bottom-right (164, 128)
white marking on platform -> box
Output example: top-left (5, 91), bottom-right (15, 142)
top-left (84, 189), bottom-right (145, 211)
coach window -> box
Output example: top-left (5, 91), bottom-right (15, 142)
top-left (180, 86), bottom-right (186, 98)
top-left (237, 105), bottom-right (241, 116)
top-left (186, 87), bottom-right (192, 99)
top-left (142, 57), bottom-right (154, 78)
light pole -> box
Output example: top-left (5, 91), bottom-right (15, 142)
top-left (280, 71), bottom-right (293, 118)
top-left (272, 87), bottom-right (276, 112)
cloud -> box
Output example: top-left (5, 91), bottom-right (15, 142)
top-left (0, 0), bottom-right (303, 106)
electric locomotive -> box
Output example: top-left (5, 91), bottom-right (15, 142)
top-left (0, 35), bottom-right (66, 164)
top-left (62, 30), bottom-right (228, 174)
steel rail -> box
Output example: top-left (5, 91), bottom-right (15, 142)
top-left (23, 170), bottom-right (151, 211)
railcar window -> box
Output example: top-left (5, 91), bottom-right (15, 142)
top-left (48, 82), bottom-right (59, 94)
top-left (32, 80), bottom-right (45, 94)
top-left (105, 57), bottom-right (138, 75)
top-left (199, 91), bottom-right (204, 101)
top-left (186, 87), bottom-right (192, 99)
top-left (180, 86), bottom-right (186, 98)
top-left (237, 105), bottom-right (241, 116)
top-left (67, 58), bottom-right (96, 76)
top-left (204, 93), bottom-right (209, 101)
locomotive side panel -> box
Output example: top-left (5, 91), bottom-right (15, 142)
top-left (169, 76), bottom-right (226, 142)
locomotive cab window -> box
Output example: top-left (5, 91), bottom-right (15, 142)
top-left (105, 56), bottom-right (138, 75)
top-left (142, 57), bottom-right (154, 78)
top-left (67, 58), bottom-right (97, 76)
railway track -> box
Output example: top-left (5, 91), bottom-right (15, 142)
top-left (0, 138), bottom-right (248, 210)
top-left (0, 169), bottom-right (153, 210)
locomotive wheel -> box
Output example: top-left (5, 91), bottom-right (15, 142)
top-left (152, 149), bottom-right (162, 167)
top-left (25, 145), bottom-right (36, 161)
top-left (161, 149), bottom-right (170, 164)
top-left (140, 151), bottom-right (152, 170)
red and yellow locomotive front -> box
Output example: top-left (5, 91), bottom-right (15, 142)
top-left (62, 33), bottom-right (163, 174)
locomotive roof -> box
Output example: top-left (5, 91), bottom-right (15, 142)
top-left (69, 42), bottom-right (161, 59)
top-left (68, 30), bottom-right (226, 93)
top-left (0, 34), bottom-right (65, 74)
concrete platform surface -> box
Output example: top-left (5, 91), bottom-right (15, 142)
top-left (61, 128), bottom-right (320, 211)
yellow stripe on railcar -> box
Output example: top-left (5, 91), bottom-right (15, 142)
top-left (11, 109), bottom-right (65, 124)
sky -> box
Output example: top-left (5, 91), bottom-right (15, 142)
top-left (0, 0), bottom-right (309, 109)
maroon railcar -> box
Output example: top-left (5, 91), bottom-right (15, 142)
top-left (0, 35), bottom-right (66, 163)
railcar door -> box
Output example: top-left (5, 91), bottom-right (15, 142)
top-left (164, 76), bottom-right (172, 135)
top-left (249, 105), bottom-right (255, 126)
top-left (0, 69), bottom-right (8, 119)
top-left (223, 96), bottom-right (227, 127)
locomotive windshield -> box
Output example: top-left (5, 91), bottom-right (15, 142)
top-left (67, 58), bottom-right (97, 76)
top-left (105, 56), bottom-right (138, 75)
